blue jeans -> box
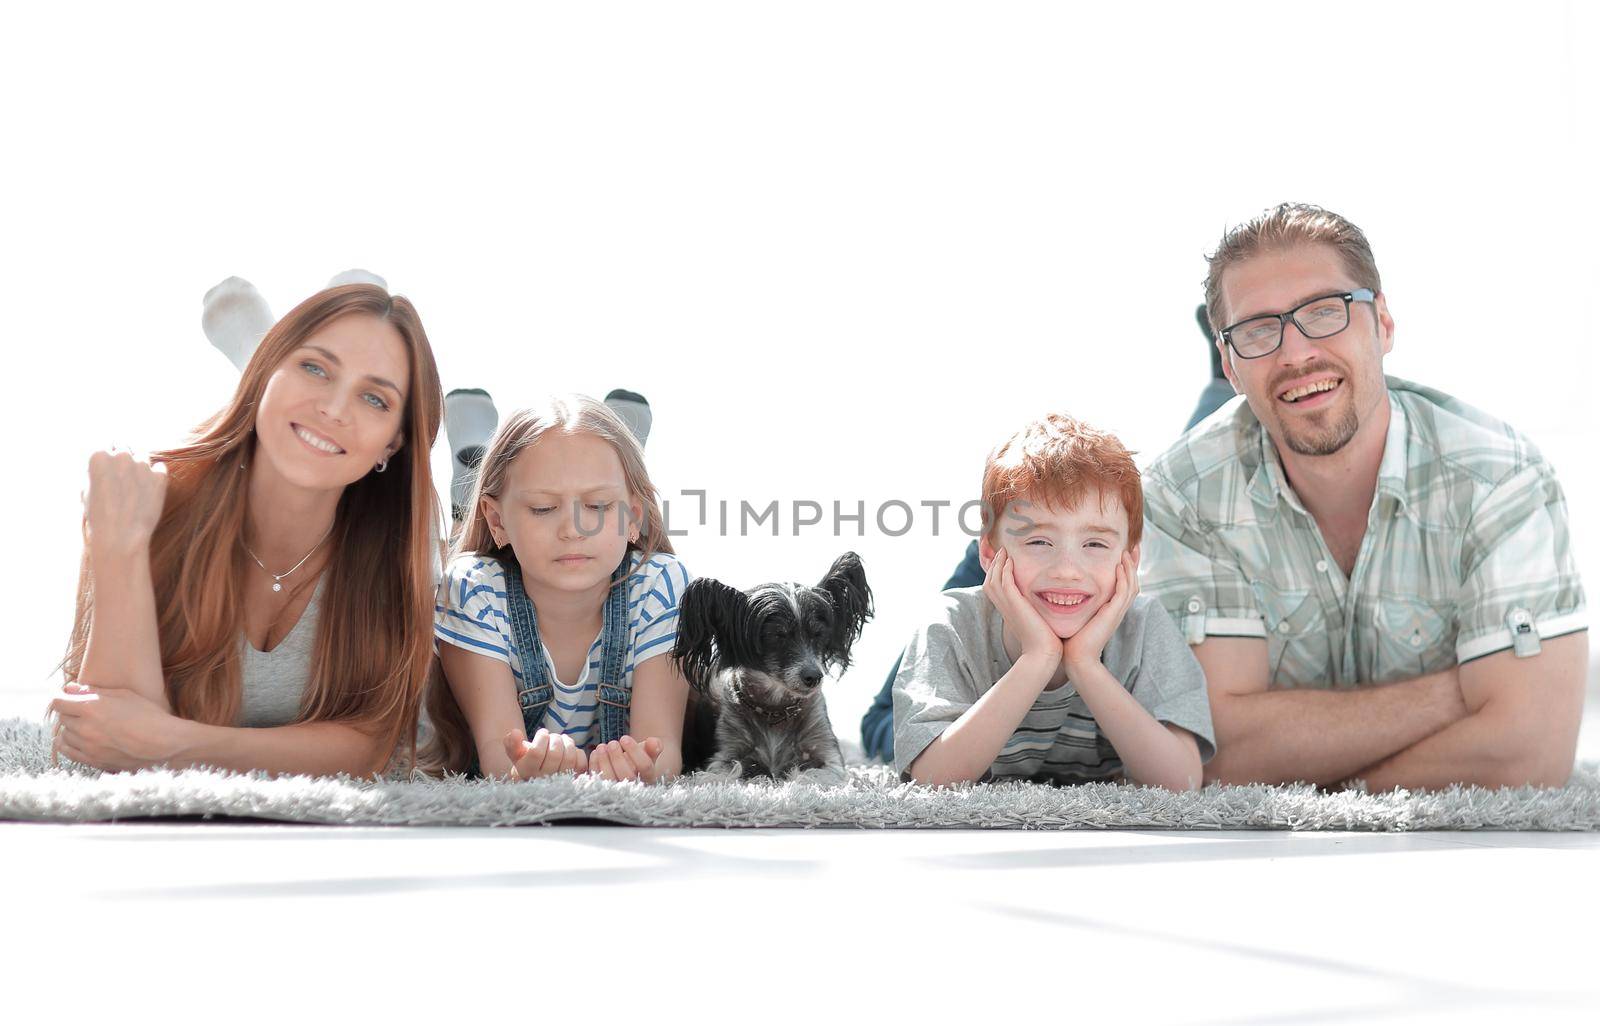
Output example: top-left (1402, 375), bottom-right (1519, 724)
top-left (857, 377), bottom-right (1233, 761)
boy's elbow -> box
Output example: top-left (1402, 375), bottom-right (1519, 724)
top-left (1133, 759), bottom-right (1204, 792)
top-left (905, 751), bottom-right (975, 788)
top-left (903, 761), bottom-right (944, 787)
top-left (1171, 754), bottom-right (1205, 792)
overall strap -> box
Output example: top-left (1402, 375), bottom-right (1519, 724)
top-left (598, 552), bottom-right (633, 683)
top-left (502, 561), bottom-right (553, 689)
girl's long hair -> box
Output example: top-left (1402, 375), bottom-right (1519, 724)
top-left (63, 284), bottom-right (445, 771)
top-left (419, 394), bottom-right (672, 775)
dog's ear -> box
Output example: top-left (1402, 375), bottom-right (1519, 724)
top-left (671, 578), bottom-right (757, 691)
top-left (817, 551), bottom-right (873, 670)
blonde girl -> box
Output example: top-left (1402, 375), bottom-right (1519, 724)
top-left (425, 395), bottom-right (693, 781)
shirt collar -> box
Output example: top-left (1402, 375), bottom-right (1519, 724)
top-left (1374, 388), bottom-right (1411, 512)
top-left (1245, 385), bottom-right (1410, 515)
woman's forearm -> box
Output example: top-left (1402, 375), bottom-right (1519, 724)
top-left (80, 545), bottom-right (170, 709)
top-left (172, 718), bottom-right (390, 777)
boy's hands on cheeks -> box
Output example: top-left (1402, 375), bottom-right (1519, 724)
top-left (1062, 550), bottom-right (1140, 677)
top-left (503, 728), bottom-right (587, 780)
top-left (983, 547), bottom-right (1060, 663)
top-left (588, 735), bottom-right (666, 783)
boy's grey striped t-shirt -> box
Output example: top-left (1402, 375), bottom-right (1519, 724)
top-left (892, 589), bottom-right (1215, 784)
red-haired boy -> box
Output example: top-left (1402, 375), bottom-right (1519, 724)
top-left (894, 414), bottom-right (1214, 789)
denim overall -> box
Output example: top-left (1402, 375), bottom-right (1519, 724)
top-left (502, 553), bottom-right (634, 747)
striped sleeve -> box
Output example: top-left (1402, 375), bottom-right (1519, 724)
top-left (1454, 462), bottom-right (1587, 663)
top-left (629, 552), bottom-right (693, 668)
top-left (434, 556), bottom-right (514, 665)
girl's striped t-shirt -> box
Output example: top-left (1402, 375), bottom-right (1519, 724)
top-left (434, 549), bottom-right (691, 748)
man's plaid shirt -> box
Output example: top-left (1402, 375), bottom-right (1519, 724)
top-left (1141, 377), bottom-right (1586, 687)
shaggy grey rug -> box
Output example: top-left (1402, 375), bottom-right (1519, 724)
top-left (4, 718), bottom-right (1597, 830)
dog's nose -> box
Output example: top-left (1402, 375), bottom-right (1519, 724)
top-left (801, 670), bottom-right (823, 689)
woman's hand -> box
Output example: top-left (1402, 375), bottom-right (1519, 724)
top-left (502, 728), bottom-right (587, 780)
top-left (83, 450), bottom-right (168, 558)
top-left (49, 682), bottom-right (186, 772)
top-left (983, 547), bottom-right (1061, 663)
top-left (1062, 550), bottom-right (1140, 677)
top-left (588, 735), bottom-right (666, 783)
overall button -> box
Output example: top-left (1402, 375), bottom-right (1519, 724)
top-left (1277, 622), bottom-right (1291, 634)
top-left (1186, 598), bottom-right (1203, 614)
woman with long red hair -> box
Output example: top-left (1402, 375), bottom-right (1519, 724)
top-left (51, 283), bottom-right (444, 776)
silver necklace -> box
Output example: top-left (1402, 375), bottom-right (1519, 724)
top-left (242, 523), bottom-right (335, 593)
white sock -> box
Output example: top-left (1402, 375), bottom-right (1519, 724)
top-left (327, 268), bottom-right (388, 289)
top-left (446, 388), bottom-right (499, 518)
top-left (605, 388), bottom-right (652, 448)
top-left (201, 276), bottom-right (274, 373)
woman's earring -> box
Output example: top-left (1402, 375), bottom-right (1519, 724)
top-left (375, 456), bottom-right (389, 473)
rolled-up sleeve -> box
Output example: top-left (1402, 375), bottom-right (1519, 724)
top-left (1454, 462), bottom-right (1587, 663)
top-left (1140, 470), bottom-right (1265, 646)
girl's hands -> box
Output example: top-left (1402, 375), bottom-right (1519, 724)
top-left (1062, 550), bottom-right (1140, 677)
top-left (983, 546), bottom-right (1060, 663)
top-left (49, 682), bottom-right (184, 772)
top-left (83, 450), bottom-right (168, 557)
top-left (500, 730), bottom-right (665, 783)
top-left (588, 735), bottom-right (665, 783)
top-left (503, 728), bottom-right (587, 780)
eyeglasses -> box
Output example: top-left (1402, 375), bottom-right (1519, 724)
top-left (1219, 288), bottom-right (1376, 359)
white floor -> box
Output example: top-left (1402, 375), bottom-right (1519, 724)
top-left (5, 687), bottom-right (1598, 1024)
top-left (3, 822), bottom-right (1598, 1024)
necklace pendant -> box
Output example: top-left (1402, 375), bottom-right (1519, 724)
top-left (272, 581), bottom-right (283, 593)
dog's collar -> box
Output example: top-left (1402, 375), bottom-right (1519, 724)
top-left (728, 677), bottom-right (809, 726)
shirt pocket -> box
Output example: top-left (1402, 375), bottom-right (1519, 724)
top-left (1252, 582), bottom-right (1330, 685)
top-left (1371, 593), bottom-right (1454, 680)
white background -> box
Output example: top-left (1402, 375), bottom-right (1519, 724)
top-left (2, 0), bottom-right (1595, 729)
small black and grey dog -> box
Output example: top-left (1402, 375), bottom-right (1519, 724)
top-left (672, 552), bottom-right (872, 781)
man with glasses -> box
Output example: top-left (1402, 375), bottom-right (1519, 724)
top-left (864, 202), bottom-right (1587, 790)
top-left (1139, 202), bottom-right (1586, 789)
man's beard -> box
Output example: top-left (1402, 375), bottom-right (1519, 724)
top-left (1266, 359), bottom-right (1363, 457)
top-left (1278, 401), bottom-right (1361, 456)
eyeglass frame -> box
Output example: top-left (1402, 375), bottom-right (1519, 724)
top-left (1218, 287), bottom-right (1377, 360)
